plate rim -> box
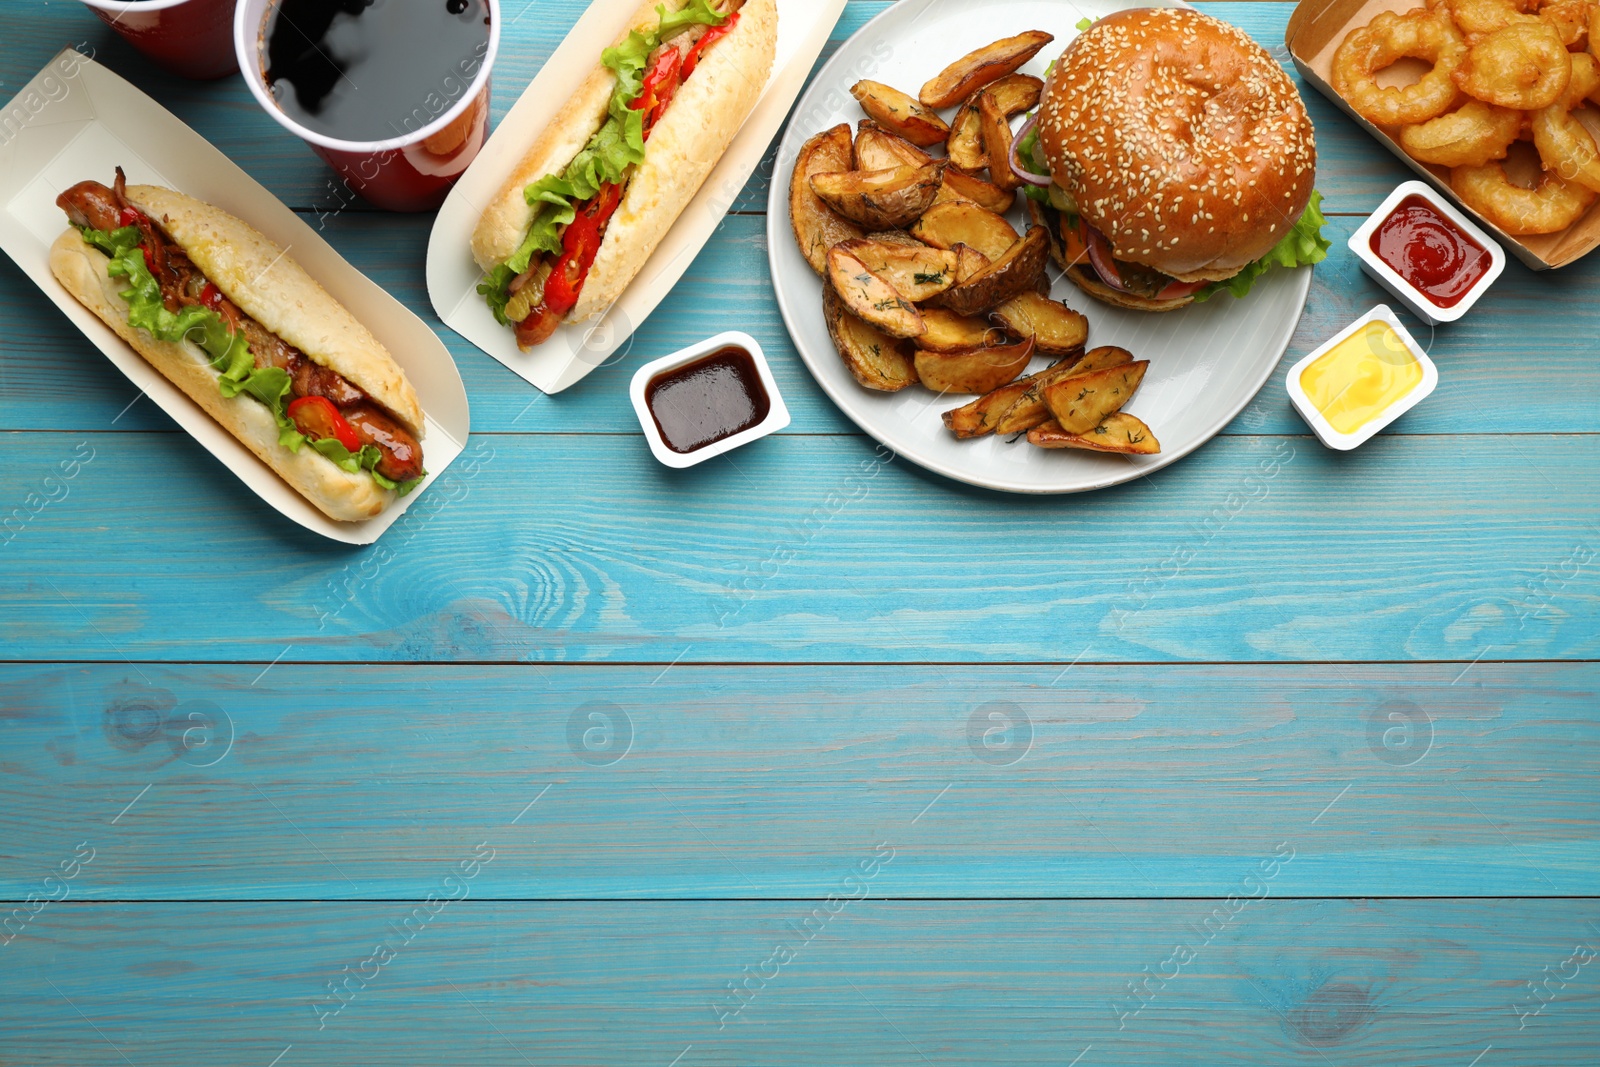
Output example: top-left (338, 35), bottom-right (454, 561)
top-left (764, 0), bottom-right (1312, 495)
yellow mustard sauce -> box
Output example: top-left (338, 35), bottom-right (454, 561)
top-left (1299, 321), bottom-right (1424, 435)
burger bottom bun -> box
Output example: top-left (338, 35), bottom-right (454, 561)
top-left (1064, 265), bottom-right (1195, 313)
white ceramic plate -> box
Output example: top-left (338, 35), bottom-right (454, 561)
top-left (429, 0), bottom-right (847, 395)
top-left (766, 0), bottom-right (1313, 494)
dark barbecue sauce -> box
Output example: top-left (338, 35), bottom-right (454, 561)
top-left (647, 347), bottom-right (771, 454)
top-left (263, 0), bottom-right (492, 143)
top-left (1369, 195), bottom-right (1491, 309)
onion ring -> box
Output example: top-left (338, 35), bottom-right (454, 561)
top-left (1450, 0), bottom-right (1540, 36)
top-left (1536, 0), bottom-right (1592, 47)
top-left (1400, 100), bottom-right (1523, 164)
top-left (1532, 53), bottom-right (1600, 193)
top-left (1455, 23), bottom-right (1571, 109)
top-left (1334, 9), bottom-right (1468, 127)
top-left (1452, 156), bottom-right (1597, 231)
top-left (1591, 2), bottom-right (1600, 58)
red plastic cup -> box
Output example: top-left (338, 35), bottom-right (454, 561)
top-left (78, 0), bottom-right (241, 81)
top-left (234, 0), bottom-right (501, 213)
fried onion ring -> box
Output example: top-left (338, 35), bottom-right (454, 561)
top-left (1334, 10), bottom-right (1469, 126)
top-left (1455, 23), bottom-right (1572, 109)
top-left (1400, 100), bottom-right (1524, 164)
top-left (1452, 156), bottom-right (1597, 231)
top-left (1532, 53), bottom-right (1600, 192)
top-left (1591, 2), bottom-right (1600, 57)
top-left (1450, 0), bottom-right (1539, 35)
top-left (1536, 0), bottom-right (1593, 47)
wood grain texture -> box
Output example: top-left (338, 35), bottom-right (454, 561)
top-left (5, 214), bottom-right (1599, 436)
top-left (1, 662), bottom-right (1594, 899)
top-left (1, 432), bottom-right (1596, 664)
top-left (3, 901), bottom-right (1598, 1066)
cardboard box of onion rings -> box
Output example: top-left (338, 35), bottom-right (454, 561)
top-left (1287, 0), bottom-right (1600, 270)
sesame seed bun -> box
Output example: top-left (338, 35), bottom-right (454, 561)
top-left (1037, 8), bottom-right (1316, 285)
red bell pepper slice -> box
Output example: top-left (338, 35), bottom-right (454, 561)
top-left (631, 47), bottom-right (682, 139)
top-left (287, 395), bottom-right (362, 453)
top-left (682, 12), bottom-right (739, 79)
top-left (200, 282), bottom-right (223, 310)
top-left (542, 182), bottom-right (624, 316)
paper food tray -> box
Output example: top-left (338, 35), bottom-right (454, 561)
top-left (427, 0), bottom-right (847, 395)
top-left (0, 51), bottom-right (471, 545)
top-left (1287, 0), bottom-right (1600, 271)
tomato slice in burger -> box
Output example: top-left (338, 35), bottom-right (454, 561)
top-left (1085, 225), bottom-right (1208, 301)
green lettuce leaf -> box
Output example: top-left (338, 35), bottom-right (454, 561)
top-left (482, 0), bottom-right (729, 314)
top-left (1075, 16), bottom-right (1094, 31)
top-left (1192, 190), bottom-right (1330, 303)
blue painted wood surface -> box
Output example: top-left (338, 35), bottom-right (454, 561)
top-left (5, 901), bottom-right (1599, 1065)
top-left (1, 1), bottom-right (1597, 1064)
top-left (1, 662), bottom-right (1596, 898)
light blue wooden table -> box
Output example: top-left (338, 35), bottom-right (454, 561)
top-left (2, 1), bottom-right (1598, 1063)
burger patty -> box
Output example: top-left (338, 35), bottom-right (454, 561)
top-left (57, 176), bottom-right (423, 484)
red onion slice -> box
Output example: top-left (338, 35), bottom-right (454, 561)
top-left (1008, 112), bottom-right (1051, 187)
top-left (1085, 226), bottom-right (1133, 293)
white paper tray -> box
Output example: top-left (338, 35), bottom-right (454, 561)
top-left (426, 0), bottom-right (847, 395)
top-left (0, 51), bottom-right (471, 545)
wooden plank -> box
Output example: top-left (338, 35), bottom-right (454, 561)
top-left (1, 662), bottom-right (1594, 899)
top-left (0, 4), bottom-right (1411, 217)
top-left (5, 214), bottom-right (1600, 437)
top-left (2, 901), bottom-right (1596, 1065)
top-left (1, 432), bottom-right (1596, 664)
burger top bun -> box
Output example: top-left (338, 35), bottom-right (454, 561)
top-left (1038, 7), bottom-right (1316, 283)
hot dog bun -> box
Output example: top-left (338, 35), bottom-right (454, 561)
top-left (50, 230), bottom-right (394, 522)
top-left (574, 0), bottom-right (776, 322)
top-left (471, 0), bottom-right (778, 323)
top-left (127, 185), bottom-right (425, 438)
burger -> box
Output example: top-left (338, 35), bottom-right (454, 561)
top-left (1014, 8), bottom-right (1328, 311)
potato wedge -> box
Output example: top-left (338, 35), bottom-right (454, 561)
top-left (942, 374), bottom-right (1041, 439)
top-left (945, 73), bottom-right (1045, 172)
top-left (915, 336), bottom-right (1036, 395)
top-left (934, 166), bottom-right (1017, 214)
top-left (851, 80), bottom-right (950, 146)
top-left (811, 161), bottom-right (945, 230)
top-left (864, 229), bottom-right (925, 247)
top-left (910, 201), bottom-right (1019, 260)
top-left (919, 31), bottom-right (1056, 109)
top-left (826, 246), bottom-right (925, 339)
top-left (855, 122), bottom-right (934, 170)
top-left (952, 243), bottom-right (992, 284)
top-left (824, 285), bottom-right (918, 392)
top-left (993, 347), bottom-right (1133, 436)
top-left (790, 124), bottom-right (864, 276)
top-left (979, 91), bottom-right (1021, 193)
top-left (993, 291), bottom-right (1089, 356)
top-left (918, 307), bottom-right (1006, 352)
top-left (836, 239), bottom-right (960, 302)
top-left (1042, 361), bottom-right (1150, 435)
top-left (937, 225), bottom-right (1050, 316)
top-left (946, 101), bottom-right (988, 172)
top-left (1028, 413), bottom-right (1161, 454)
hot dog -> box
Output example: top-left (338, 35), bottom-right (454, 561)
top-left (472, 0), bottom-right (778, 348)
top-left (51, 169), bottom-right (427, 522)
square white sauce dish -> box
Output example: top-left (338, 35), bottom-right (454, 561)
top-left (630, 331), bottom-right (790, 469)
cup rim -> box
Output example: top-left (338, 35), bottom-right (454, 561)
top-left (233, 0), bottom-right (502, 154)
top-left (80, 0), bottom-right (196, 11)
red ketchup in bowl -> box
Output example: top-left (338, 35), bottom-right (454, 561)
top-left (1368, 195), bottom-right (1491, 309)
